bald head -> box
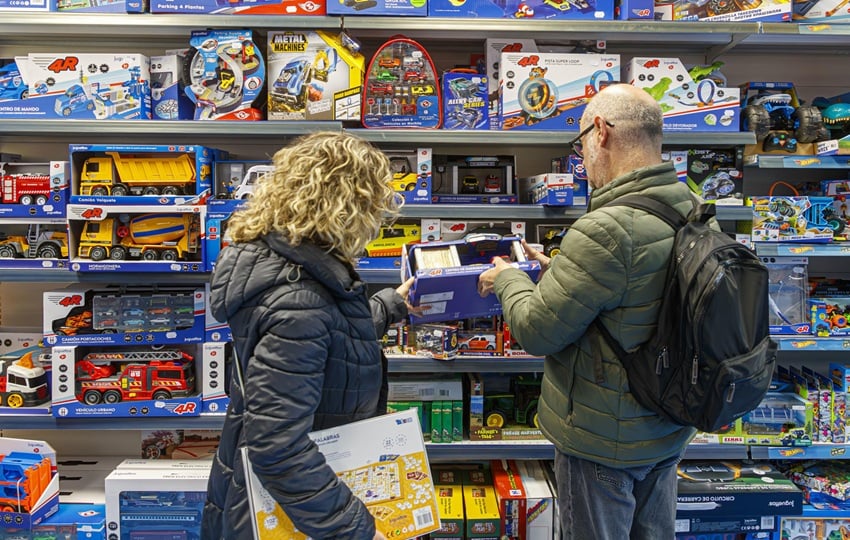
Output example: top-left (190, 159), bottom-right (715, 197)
top-left (582, 83), bottom-right (664, 152)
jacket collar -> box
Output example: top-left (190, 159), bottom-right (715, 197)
top-left (589, 162), bottom-right (678, 211)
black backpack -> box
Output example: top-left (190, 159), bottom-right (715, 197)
top-left (593, 195), bottom-right (777, 433)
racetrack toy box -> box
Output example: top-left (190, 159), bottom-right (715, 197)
top-left (50, 344), bottom-right (202, 418)
top-left (625, 58), bottom-right (741, 132)
top-left (654, 0), bottom-right (790, 20)
top-left (42, 286), bottom-right (205, 347)
top-left (676, 461), bottom-right (803, 518)
top-left (498, 52), bottom-right (619, 131)
top-left (184, 30), bottom-right (265, 121)
top-left (267, 30), bottom-right (364, 122)
top-left (402, 235), bottom-right (540, 324)
top-left (69, 144), bottom-right (217, 205)
top-left (362, 37), bottom-right (441, 129)
top-left (66, 204), bottom-right (206, 272)
top-left (793, 0), bottom-right (850, 19)
top-left (0, 53), bottom-right (150, 120)
top-left (152, 0), bottom-right (324, 13)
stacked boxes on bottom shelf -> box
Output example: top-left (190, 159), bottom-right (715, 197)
top-left (0, 438), bottom-right (60, 531)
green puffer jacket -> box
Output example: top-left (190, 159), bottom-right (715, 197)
top-left (494, 162), bottom-right (698, 469)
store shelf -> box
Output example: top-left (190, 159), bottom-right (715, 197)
top-left (750, 444), bottom-right (850, 460)
top-left (745, 154), bottom-right (850, 169)
top-left (401, 204), bottom-right (588, 220)
top-left (388, 356), bottom-right (543, 373)
top-left (773, 336), bottom-right (850, 352)
top-left (755, 243), bottom-right (850, 257)
top-left (0, 269), bottom-right (210, 284)
top-left (426, 440), bottom-right (555, 462)
top-left (0, 414), bottom-right (228, 430)
top-left (684, 443), bottom-right (749, 460)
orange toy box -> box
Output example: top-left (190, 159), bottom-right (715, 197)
top-left (490, 460), bottom-right (555, 539)
top-left (0, 438), bottom-right (59, 531)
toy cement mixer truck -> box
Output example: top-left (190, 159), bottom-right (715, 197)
top-left (77, 213), bottom-right (201, 262)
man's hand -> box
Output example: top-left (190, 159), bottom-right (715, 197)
top-left (395, 277), bottom-right (429, 317)
top-left (477, 256), bottom-right (512, 297)
top-left (521, 239), bottom-right (551, 280)
top-left (374, 532), bottom-right (388, 540)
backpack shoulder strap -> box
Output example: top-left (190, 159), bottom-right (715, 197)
top-left (602, 194), bottom-right (688, 231)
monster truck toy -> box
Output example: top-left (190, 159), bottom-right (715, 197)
top-left (740, 82), bottom-right (827, 152)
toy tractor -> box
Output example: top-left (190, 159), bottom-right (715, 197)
top-left (741, 82), bottom-right (827, 152)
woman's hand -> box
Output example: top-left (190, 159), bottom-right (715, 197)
top-left (396, 277), bottom-right (429, 317)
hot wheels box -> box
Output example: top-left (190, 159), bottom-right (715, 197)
top-left (69, 144), bottom-right (217, 205)
top-left (0, 438), bottom-right (59, 531)
top-left (676, 461), bottom-right (803, 518)
top-left (686, 148), bottom-right (744, 204)
top-left (402, 236), bottom-right (540, 324)
top-left (43, 286), bottom-right (205, 347)
top-left (810, 297), bottom-right (850, 336)
top-left (51, 344), bottom-right (202, 418)
top-left (267, 30), bottom-right (365, 122)
top-left (66, 204), bottom-right (206, 272)
top-left (0, 53), bottom-right (150, 120)
top-left (429, 0), bottom-right (613, 18)
top-left (625, 58), bottom-right (741, 132)
top-left (499, 52), bottom-right (620, 131)
top-left (152, 0), bottom-right (324, 13)
top-left (105, 468), bottom-right (208, 540)
top-left (0, 160), bottom-right (70, 218)
top-left (751, 196), bottom-right (835, 243)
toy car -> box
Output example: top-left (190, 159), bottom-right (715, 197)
top-left (544, 0), bottom-right (571, 10)
top-left (461, 175), bottom-right (479, 194)
top-left (448, 78), bottom-right (481, 99)
top-left (364, 224), bottom-right (420, 257)
top-left (483, 175), bottom-right (501, 194)
top-left (369, 82), bottom-right (395, 97)
top-left (459, 334), bottom-right (497, 351)
top-left (378, 57), bottom-right (401, 70)
top-left (447, 107), bottom-right (483, 129)
top-left (741, 82), bottom-right (827, 150)
top-left (0, 63), bottom-right (27, 101)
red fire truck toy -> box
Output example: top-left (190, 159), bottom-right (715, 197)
top-left (0, 351), bottom-right (50, 408)
top-left (0, 452), bottom-right (52, 513)
top-left (0, 171), bottom-right (53, 206)
top-left (75, 349), bottom-right (195, 405)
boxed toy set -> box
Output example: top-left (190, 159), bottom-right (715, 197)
top-left (104, 465), bottom-right (208, 540)
top-left (403, 235), bottom-right (540, 324)
top-left (267, 30), bottom-right (365, 122)
top-left (490, 460), bottom-right (556, 539)
top-left (404, 323), bottom-right (460, 360)
top-left (419, 219), bottom-right (525, 243)
top-left (140, 429), bottom-right (221, 459)
top-left (0, 347), bottom-right (52, 415)
top-left (0, 437), bottom-right (60, 531)
top-left (243, 410), bottom-right (440, 540)
top-left (201, 341), bottom-right (230, 414)
top-left (676, 461), bottom-right (803, 518)
top-left (327, 0), bottom-right (426, 15)
top-left (69, 144), bottom-right (217, 205)
top-left (793, 0), bottom-right (850, 19)
top-left (685, 148), bottom-right (744, 205)
top-left (431, 154), bottom-right (516, 204)
top-left (56, 0), bottom-right (144, 12)
top-left (42, 286), bottom-right (205, 347)
top-left (654, 0), bottom-right (791, 20)
top-left (362, 37), bottom-right (441, 129)
top-left (751, 196), bottom-right (836, 243)
top-left (484, 38), bottom-right (537, 129)
top-left (499, 52), bottom-right (620, 131)
top-left (468, 373), bottom-right (545, 441)
top-left (387, 148), bottom-right (433, 204)
top-left (205, 198), bottom-right (246, 272)
top-left (428, 0), bottom-right (614, 19)
top-left (625, 58), bottom-right (741, 132)
top-left (811, 297), bottom-right (850, 336)
top-left (443, 69), bottom-right (488, 130)
top-left (0, 219), bottom-right (69, 270)
top-left (66, 204), bottom-right (206, 272)
top-left (0, 160), bottom-right (70, 218)
top-left (522, 172), bottom-right (575, 206)
top-left (212, 159), bottom-right (272, 200)
top-left (764, 257), bottom-right (811, 335)
top-left (184, 30), bottom-right (265, 121)
top-left (0, 53), bottom-right (150, 120)
top-left (150, 53), bottom-right (195, 120)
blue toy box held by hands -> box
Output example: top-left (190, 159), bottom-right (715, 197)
top-left (402, 235), bottom-right (540, 324)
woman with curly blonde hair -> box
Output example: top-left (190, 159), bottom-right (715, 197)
top-left (203, 131), bottom-right (414, 540)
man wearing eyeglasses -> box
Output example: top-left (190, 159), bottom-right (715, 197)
top-left (478, 83), bottom-right (698, 539)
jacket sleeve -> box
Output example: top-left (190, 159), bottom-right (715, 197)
top-left (242, 291), bottom-right (375, 540)
top-left (370, 287), bottom-right (408, 337)
top-left (494, 211), bottom-right (632, 357)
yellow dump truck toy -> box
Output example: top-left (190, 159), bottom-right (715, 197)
top-left (78, 151), bottom-right (196, 197)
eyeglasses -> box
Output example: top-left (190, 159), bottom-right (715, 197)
top-left (568, 119), bottom-right (615, 158)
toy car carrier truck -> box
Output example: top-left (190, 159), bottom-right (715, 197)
top-left (78, 151), bottom-right (196, 197)
top-left (77, 213), bottom-right (201, 262)
top-left (0, 351), bottom-right (49, 408)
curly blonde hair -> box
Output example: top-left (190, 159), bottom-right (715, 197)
top-left (228, 131), bottom-right (400, 261)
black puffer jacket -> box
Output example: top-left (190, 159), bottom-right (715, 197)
top-left (201, 233), bottom-right (406, 540)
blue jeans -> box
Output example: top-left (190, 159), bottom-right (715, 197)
top-left (554, 451), bottom-right (682, 540)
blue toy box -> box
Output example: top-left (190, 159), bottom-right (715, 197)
top-left (428, 0), bottom-right (613, 18)
top-left (498, 52), bottom-right (620, 131)
top-left (26, 503), bottom-right (107, 540)
top-left (203, 342), bottom-right (230, 414)
top-left (0, 160), bottom-right (70, 219)
top-left (56, 0), bottom-right (146, 12)
top-left (402, 235), bottom-right (540, 324)
top-left (0, 438), bottom-right (60, 531)
top-left (0, 218), bottom-right (70, 271)
top-left (0, 54), bottom-right (150, 120)
top-left (328, 0), bottom-right (426, 15)
top-left (523, 173), bottom-right (575, 206)
top-left (615, 0), bottom-right (652, 18)
top-left (442, 70), bottom-right (488, 130)
top-left (387, 148), bottom-right (432, 205)
top-left (151, 53), bottom-right (195, 120)
top-left (69, 144), bottom-right (217, 206)
top-left (205, 198), bottom-right (246, 271)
